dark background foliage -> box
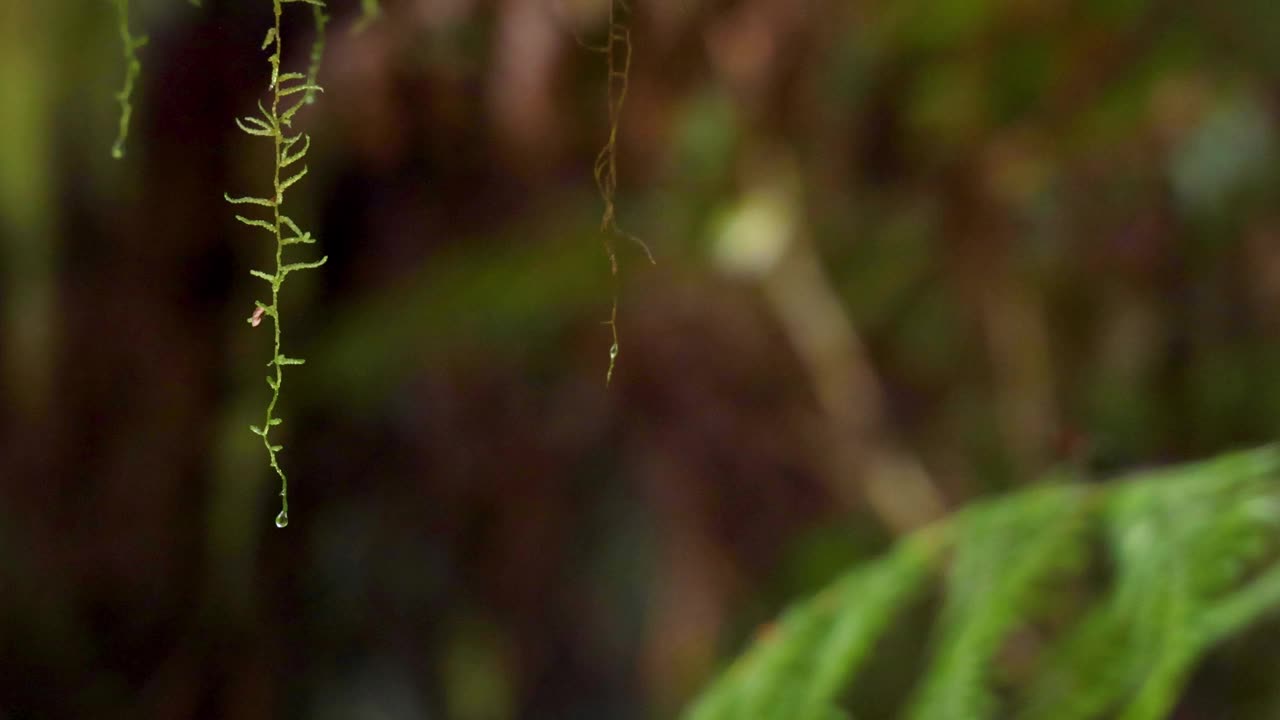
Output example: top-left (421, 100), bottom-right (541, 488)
top-left (5, 0), bottom-right (1280, 717)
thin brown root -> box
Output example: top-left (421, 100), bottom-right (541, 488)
top-left (604, 301), bottom-right (620, 386)
top-left (591, 0), bottom-right (654, 385)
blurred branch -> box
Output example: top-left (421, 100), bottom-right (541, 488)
top-left (715, 153), bottom-right (947, 533)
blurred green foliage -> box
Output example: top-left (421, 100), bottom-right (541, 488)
top-left (688, 449), bottom-right (1280, 719)
top-left (5, 0), bottom-right (1280, 717)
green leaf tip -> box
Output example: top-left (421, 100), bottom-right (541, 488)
top-left (109, 0), bottom-right (147, 159)
top-left (353, 0), bottom-right (381, 34)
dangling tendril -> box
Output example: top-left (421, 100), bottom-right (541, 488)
top-left (109, 0), bottom-right (147, 159)
top-left (226, 0), bottom-right (329, 528)
top-left (586, 0), bottom-right (653, 385)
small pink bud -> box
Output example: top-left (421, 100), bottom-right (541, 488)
top-left (250, 306), bottom-right (266, 327)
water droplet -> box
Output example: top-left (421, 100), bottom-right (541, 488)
top-left (275, 509), bottom-right (289, 528)
top-left (609, 342), bottom-right (619, 360)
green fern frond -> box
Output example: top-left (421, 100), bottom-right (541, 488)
top-left (909, 486), bottom-right (1093, 720)
top-left (685, 447), bottom-right (1280, 720)
top-left (1022, 449), bottom-right (1280, 720)
top-left (686, 531), bottom-right (941, 720)
top-left (227, 0), bottom-right (329, 529)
